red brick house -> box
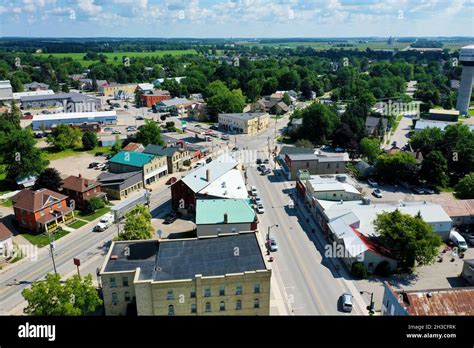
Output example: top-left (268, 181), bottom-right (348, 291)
top-left (140, 91), bottom-right (171, 107)
top-left (12, 189), bottom-right (74, 233)
top-left (61, 174), bottom-right (105, 211)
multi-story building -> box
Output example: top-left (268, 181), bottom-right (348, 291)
top-left (61, 174), bottom-right (105, 211)
top-left (140, 91), bottom-right (171, 107)
top-left (300, 173), bottom-right (362, 203)
top-left (99, 83), bottom-right (138, 97)
top-left (218, 112), bottom-right (270, 135)
top-left (99, 232), bottom-right (271, 316)
top-left (12, 189), bottom-right (74, 233)
top-left (97, 171), bottom-right (143, 200)
top-left (108, 151), bottom-right (168, 186)
top-left (282, 150), bottom-right (350, 180)
top-left (143, 145), bottom-right (190, 174)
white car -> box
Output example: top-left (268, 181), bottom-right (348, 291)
top-left (367, 178), bottom-right (378, 187)
top-left (269, 238), bottom-right (278, 251)
top-left (372, 189), bottom-right (383, 198)
top-left (250, 186), bottom-right (258, 196)
top-left (255, 196), bottom-right (262, 205)
top-left (93, 222), bottom-right (111, 232)
top-left (100, 213), bottom-right (114, 224)
top-left (256, 203), bottom-right (265, 214)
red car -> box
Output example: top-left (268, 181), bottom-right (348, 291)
top-left (166, 177), bottom-right (177, 185)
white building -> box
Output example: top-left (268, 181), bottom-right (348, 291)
top-left (0, 80), bottom-right (13, 102)
top-left (304, 174), bottom-right (362, 202)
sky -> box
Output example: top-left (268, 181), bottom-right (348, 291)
top-left (0, 0), bottom-right (473, 38)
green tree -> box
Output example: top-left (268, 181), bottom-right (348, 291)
top-left (420, 150), bottom-right (448, 187)
top-left (85, 196), bottom-right (105, 213)
top-left (134, 119), bottom-right (164, 147)
top-left (443, 124), bottom-right (474, 180)
top-left (82, 131), bottom-right (98, 150)
top-left (374, 210), bottom-right (442, 270)
top-left (33, 168), bottom-right (63, 191)
top-left (454, 173), bottom-right (474, 199)
top-left (22, 273), bottom-right (102, 316)
top-left (246, 78), bottom-right (262, 102)
top-left (375, 152), bottom-right (418, 183)
top-left (295, 103), bottom-right (339, 144)
top-left (110, 135), bottom-right (122, 156)
top-left (118, 205), bottom-right (153, 241)
top-left (1, 99), bottom-right (21, 131)
top-left (46, 124), bottom-right (82, 151)
top-left (359, 137), bottom-right (381, 164)
top-left (295, 139), bottom-right (314, 148)
top-left (282, 92), bottom-right (291, 106)
top-left (410, 127), bottom-right (444, 155)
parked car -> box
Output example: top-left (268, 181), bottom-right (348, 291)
top-left (255, 196), bottom-right (262, 205)
top-left (93, 221), bottom-right (112, 232)
top-left (367, 178), bottom-right (378, 187)
top-left (205, 157), bottom-right (212, 164)
top-left (101, 164), bottom-right (109, 171)
top-left (126, 126), bottom-right (137, 132)
top-left (449, 230), bottom-right (468, 252)
top-left (256, 158), bottom-right (262, 165)
top-left (256, 203), bottom-right (265, 214)
top-left (164, 212), bottom-right (179, 224)
top-left (257, 165), bottom-right (266, 172)
top-left (231, 147), bottom-right (239, 152)
top-left (221, 134), bottom-right (230, 140)
top-left (372, 189), bottom-right (383, 198)
top-left (261, 168), bottom-right (271, 175)
top-left (250, 186), bottom-right (258, 196)
top-left (166, 177), bottom-right (177, 185)
top-left (34, 132), bottom-right (45, 139)
top-left (340, 293), bottom-right (353, 312)
top-left (113, 103), bottom-right (120, 108)
top-left (269, 238), bottom-right (278, 252)
top-left (422, 187), bottom-right (435, 194)
top-left (96, 163), bottom-right (106, 170)
top-left (263, 159), bottom-right (269, 164)
top-left (95, 152), bottom-right (104, 157)
top-left (210, 125), bottom-right (219, 131)
top-left (135, 116), bottom-right (144, 120)
top-left (100, 213), bottom-right (114, 224)
top-left (89, 162), bottom-right (99, 168)
top-left (104, 127), bottom-right (112, 132)
top-left (412, 187), bottom-right (425, 194)
top-left (112, 130), bottom-right (122, 134)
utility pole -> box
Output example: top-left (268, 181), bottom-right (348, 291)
top-left (48, 231), bottom-right (57, 275)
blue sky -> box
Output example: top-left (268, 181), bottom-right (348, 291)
top-left (0, 0), bottom-right (473, 38)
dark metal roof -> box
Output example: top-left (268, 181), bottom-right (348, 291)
top-left (103, 233), bottom-right (266, 282)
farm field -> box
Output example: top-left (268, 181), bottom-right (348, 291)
top-left (244, 40), bottom-right (410, 51)
top-left (35, 49), bottom-right (198, 66)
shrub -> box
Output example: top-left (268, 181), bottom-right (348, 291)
top-left (85, 197), bottom-right (105, 213)
top-left (165, 121), bottom-right (175, 129)
top-left (183, 159), bottom-right (191, 167)
top-left (351, 262), bottom-right (368, 279)
top-left (374, 260), bottom-right (391, 277)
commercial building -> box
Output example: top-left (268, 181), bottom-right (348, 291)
top-left (140, 91), bottom-right (171, 107)
top-left (171, 153), bottom-right (247, 213)
top-left (195, 199), bottom-right (257, 237)
top-left (61, 174), bottom-right (105, 211)
top-left (109, 151), bottom-right (168, 186)
top-left (153, 97), bottom-right (196, 113)
top-left (143, 145), bottom-right (191, 174)
top-left (309, 199), bottom-right (453, 273)
top-left (425, 109), bottom-right (460, 122)
top-left (99, 232), bottom-right (271, 316)
top-left (12, 189), bottom-right (74, 233)
top-left (20, 92), bottom-right (100, 111)
top-left (218, 112), bottom-right (270, 135)
top-left (0, 80), bottom-right (13, 102)
top-left (13, 90), bottom-right (54, 100)
top-left (31, 111), bottom-right (117, 130)
top-left (301, 174), bottom-right (362, 202)
top-left (282, 150), bottom-right (350, 180)
top-left (438, 199), bottom-right (474, 226)
top-left (99, 83), bottom-right (137, 97)
top-left (136, 83), bottom-right (155, 93)
top-left (97, 171), bottom-right (143, 200)
top-left (382, 281), bottom-right (474, 315)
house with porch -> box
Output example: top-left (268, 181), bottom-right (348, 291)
top-left (12, 189), bottom-right (74, 233)
top-left (61, 174), bottom-right (106, 211)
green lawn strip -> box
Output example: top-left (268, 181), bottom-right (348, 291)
top-left (68, 219), bottom-right (89, 229)
top-left (390, 114), bottom-right (404, 135)
top-left (74, 207), bottom-right (111, 222)
top-left (41, 146), bottom-right (112, 161)
top-left (0, 198), bottom-right (13, 207)
top-left (21, 229), bottom-right (69, 248)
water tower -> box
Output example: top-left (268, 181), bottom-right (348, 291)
top-left (456, 45), bottom-right (474, 115)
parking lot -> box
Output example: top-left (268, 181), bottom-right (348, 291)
top-left (50, 152), bottom-right (108, 180)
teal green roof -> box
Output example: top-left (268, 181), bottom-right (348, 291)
top-left (196, 199), bottom-right (256, 225)
top-left (109, 151), bottom-right (156, 167)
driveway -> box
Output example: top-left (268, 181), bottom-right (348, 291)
top-left (384, 115), bottom-right (413, 149)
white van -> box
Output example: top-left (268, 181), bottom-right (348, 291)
top-left (449, 230), bottom-right (468, 252)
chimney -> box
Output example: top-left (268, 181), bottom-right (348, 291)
top-left (78, 173), bottom-right (82, 178)
top-left (224, 213), bottom-right (228, 224)
top-left (206, 169), bottom-right (211, 182)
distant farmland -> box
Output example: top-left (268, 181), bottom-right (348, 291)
top-left (35, 49), bottom-right (198, 67)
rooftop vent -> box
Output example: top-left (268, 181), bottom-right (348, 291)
top-left (427, 292), bottom-right (433, 298)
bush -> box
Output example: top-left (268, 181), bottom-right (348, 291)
top-left (85, 197), bottom-right (105, 213)
top-left (351, 262), bottom-right (367, 279)
top-left (374, 261), bottom-right (391, 277)
top-left (165, 121), bottom-right (175, 129)
top-left (183, 159), bottom-right (191, 167)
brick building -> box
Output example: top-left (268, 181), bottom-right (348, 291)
top-left (61, 174), bottom-right (105, 210)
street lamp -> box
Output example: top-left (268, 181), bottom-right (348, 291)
top-left (267, 224), bottom-right (278, 241)
top-left (360, 290), bottom-right (375, 314)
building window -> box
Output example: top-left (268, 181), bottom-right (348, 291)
top-left (191, 303), bottom-right (197, 314)
top-left (168, 304), bottom-right (175, 316)
top-left (122, 277), bottom-right (129, 287)
top-left (40, 210), bottom-right (45, 216)
top-left (167, 290), bottom-right (174, 300)
top-left (190, 288), bottom-right (196, 298)
top-left (336, 163), bottom-right (340, 168)
top-left (327, 163), bottom-right (330, 169)
top-left (236, 300), bottom-right (242, 310)
top-left (220, 301), bottom-right (225, 311)
top-left (236, 285), bottom-right (242, 295)
top-left (306, 162), bottom-right (309, 168)
top-left (204, 288), bottom-right (211, 297)
top-left (111, 292), bottom-right (118, 304)
top-left (110, 277), bottom-right (116, 288)
top-left (124, 292), bottom-right (131, 302)
top-left (254, 283), bottom-right (261, 294)
top-left (254, 299), bottom-right (260, 309)
top-left (219, 285), bottom-right (225, 296)
top-left (205, 302), bottom-right (211, 313)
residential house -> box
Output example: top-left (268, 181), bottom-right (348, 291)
top-left (0, 223), bottom-right (13, 259)
top-left (218, 113), bottom-right (270, 135)
top-left (282, 150), bottom-right (350, 180)
top-left (24, 82), bottom-right (49, 91)
top-left (382, 282), bottom-right (474, 315)
top-left (122, 142), bottom-right (144, 153)
top-left (461, 259), bottom-right (474, 285)
top-left (143, 145), bottom-right (191, 174)
top-left (195, 199), bottom-right (257, 237)
top-left (365, 116), bottom-right (388, 138)
top-left (188, 102), bottom-right (208, 121)
top-left (171, 153), bottom-right (247, 213)
top-left (108, 151), bottom-right (168, 186)
top-left (12, 189), bottom-right (74, 233)
top-left (99, 232), bottom-right (271, 316)
top-left (61, 174), bottom-right (105, 211)
top-left (97, 171), bottom-right (143, 200)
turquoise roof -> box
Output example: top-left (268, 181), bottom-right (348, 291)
top-left (196, 199), bottom-right (256, 225)
top-left (109, 151), bottom-right (156, 167)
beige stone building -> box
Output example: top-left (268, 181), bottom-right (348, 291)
top-left (218, 112), bottom-right (270, 135)
top-left (99, 83), bottom-right (138, 97)
top-left (100, 232), bottom-right (271, 316)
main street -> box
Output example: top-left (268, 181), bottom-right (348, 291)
top-left (0, 185), bottom-right (171, 315)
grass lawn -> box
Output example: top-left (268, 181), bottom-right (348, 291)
top-left (35, 50), bottom-right (197, 67)
top-left (74, 206), bottom-right (111, 222)
top-left (41, 146), bottom-right (112, 161)
top-left (276, 135), bottom-right (294, 144)
top-left (21, 229), bottom-right (69, 248)
top-left (68, 219), bottom-right (88, 229)
top-left (390, 114), bottom-right (404, 135)
top-left (0, 198), bottom-right (13, 207)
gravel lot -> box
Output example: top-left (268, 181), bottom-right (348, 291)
top-left (49, 152), bottom-right (108, 180)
